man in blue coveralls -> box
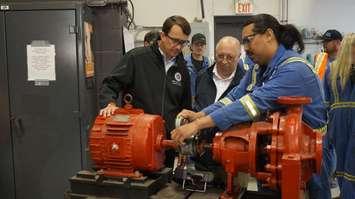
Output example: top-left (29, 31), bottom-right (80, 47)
top-left (171, 13), bottom-right (327, 195)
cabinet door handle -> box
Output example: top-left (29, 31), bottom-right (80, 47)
top-left (11, 117), bottom-right (25, 137)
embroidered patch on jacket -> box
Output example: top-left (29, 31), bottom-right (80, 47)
top-left (172, 72), bottom-right (182, 86)
top-left (174, 72), bottom-right (182, 81)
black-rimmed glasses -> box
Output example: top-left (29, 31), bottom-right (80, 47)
top-left (242, 33), bottom-right (257, 45)
top-left (166, 34), bottom-right (190, 47)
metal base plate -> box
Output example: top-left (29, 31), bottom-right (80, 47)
top-left (65, 168), bottom-right (172, 199)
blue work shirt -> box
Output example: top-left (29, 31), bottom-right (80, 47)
top-left (185, 54), bottom-right (210, 97)
top-left (202, 45), bottom-right (327, 131)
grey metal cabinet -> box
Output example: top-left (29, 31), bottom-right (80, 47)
top-left (0, 1), bottom-right (97, 198)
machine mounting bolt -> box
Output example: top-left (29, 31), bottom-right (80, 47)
top-left (112, 143), bottom-right (119, 152)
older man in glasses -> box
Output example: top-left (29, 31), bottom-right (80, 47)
top-left (99, 15), bottom-right (192, 167)
top-left (194, 36), bottom-right (246, 113)
top-left (191, 36), bottom-right (247, 179)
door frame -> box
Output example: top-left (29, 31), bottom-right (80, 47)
top-left (214, 15), bottom-right (253, 46)
top-left (0, 10), bottom-right (16, 199)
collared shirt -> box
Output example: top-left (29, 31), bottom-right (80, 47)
top-left (212, 66), bottom-right (236, 102)
top-left (159, 47), bottom-right (176, 73)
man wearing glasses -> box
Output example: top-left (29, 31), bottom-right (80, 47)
top-left (172, 13), bottom-right (325, 145)
top-left (194, 36), bottom-right (246, 114)
top-left (191, 36), bottom-right (247, 180)
top-left (171, 14), bottom-right (326, 197)
top-left (99, 15), bottom-right (192, 167)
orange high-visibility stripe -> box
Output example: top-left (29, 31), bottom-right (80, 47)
top-left (314, 52), bottom-right (328, 80)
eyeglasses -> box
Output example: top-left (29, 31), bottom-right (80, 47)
top-left (242, 33), bottom-right (257, 45)
top-left (166, 34), bottom-right (189, 47)
top-left (216, 54), bottom-right (235, 62)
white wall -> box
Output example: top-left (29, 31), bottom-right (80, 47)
top-left (131, 0), bottom-right (280, 25)
top-left (288, 0), bottom-right (355, 34)
top-left (131, 0), bottom-right (280, 57)
top-left (287, 0), bottom-right (355, 61)
top-left (131, 0), bottom-right (201, 27)
top-left (131, 0), bottom-right (355, 57)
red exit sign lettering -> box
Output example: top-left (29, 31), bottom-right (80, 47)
top-left (235, 0), bottom-right (253, 14)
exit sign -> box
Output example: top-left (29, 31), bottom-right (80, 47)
top-left (235, 0), bottom-right (253, 14)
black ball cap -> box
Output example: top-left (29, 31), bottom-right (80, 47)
top-left (322, 29), bottom-right (343, 41)
top-left (191, 33), bottom-right (207, 44)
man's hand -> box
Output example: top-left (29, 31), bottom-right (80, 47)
top-left (171, 122), bottom-right (199, 144)
top-left (99, 103), bottom-right (118, 117)
top-left (178, 109), bottom-right (205, 122)
top-left (172, 115), bottom-right (216, 144)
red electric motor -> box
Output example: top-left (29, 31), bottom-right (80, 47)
top-left (89, 101), bottom-right (176, 178)
top-left (212, 96), bottom-right (323, 199)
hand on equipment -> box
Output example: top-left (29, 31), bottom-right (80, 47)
top-left (177, 109), bottom-right (204, 122)
top-left (171, 122), bottom-right (199, 144)
top-left (99, 103), bottom-right (118, 117)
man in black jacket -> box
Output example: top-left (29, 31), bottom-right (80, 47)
top-left (99, 15), bottom-right (192, 167)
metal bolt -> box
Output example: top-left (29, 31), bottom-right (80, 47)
top-left (112, 143), bottom-right (119, 152)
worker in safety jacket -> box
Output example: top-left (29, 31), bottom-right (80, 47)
top-left (314, 29), bottom-right (342, 83)
top-left (171, 13), bottom-right (326, 143)
top-left (171, 14), bottom-right (327, 194)
top-left (323, 33), bottom-right (355, 199)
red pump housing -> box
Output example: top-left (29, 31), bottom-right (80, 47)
top-left (212, 96), bottom-right (323, 199)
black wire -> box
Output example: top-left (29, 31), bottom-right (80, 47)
top-left (200, 0), bottom-right (205, 19)
top-left (127, 0), bottom-right (134, 29)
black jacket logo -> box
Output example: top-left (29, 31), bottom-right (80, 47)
top-left (172, 72), bottom-right (182, 86)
